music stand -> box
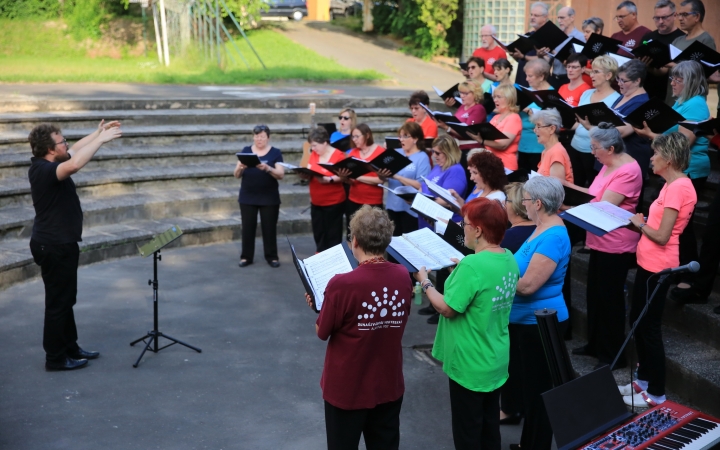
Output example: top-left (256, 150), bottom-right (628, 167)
top-left (130, 226), bottom-right (202, 367)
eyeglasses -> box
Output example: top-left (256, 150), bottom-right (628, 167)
top-left (338, 116), bottom-right (351, 120)
top-left (521, 198), bottom-right (534, 203)
top-left (589, 145), bottom-right (603, 152)
top-left (616, 77), bottom-right (633, 84)
top-left (398, 135), bottom-right (411, 140)
top-left (54, 138), bottom-right (68, 148)
top-left (432, 150), bottom-right (443, 155)
top-left (253, 125), bottom-right (269, 134)
top-left (676, 12), bottom-right (698, 18)
top-left (530, 13), bottom-right (547, 18)
top-left (534, 124), bottom-right (554, 130)
top-left (614, 13), bottom-right (632, 20)
top-left (459, 91), bottom-right (472, 95)
top-left (590, 69), bottom-right (605, 75)
top-left (669, 76), bottom-right (684, 84)
top-left (652, 12), bottom-right (675, 21)
top-left (351, 134), bottom-right (363, 140)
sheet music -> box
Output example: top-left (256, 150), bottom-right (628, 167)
top-left (389, 236), bottom-right (443, 271)
top-left (303, 244), bottom-right (354, 310)
top-left (411, 194), bottom-right (454, 234)
top-left (432, 86), bottom-right (444, 97)
top-left (380, 185), bottom-right (420, 196)
top-left (572, 43), bottom-right (584, 53)
top-left (529, 170), bottom-right (541, 179)
top-left (565, 201), bottom-right (633, 233)
top-left (701, 60), bottom-right (720, 68)
top-left (277, 162), bottom-right (299, 169)
top-left (403, 228), bottom-right (465, 267)
top-left (422, 176), bottom-right (461, 209)
top-left (607, 52), bottom-right (631, 66)
top-left (669, 44), bottom-right (681, 60)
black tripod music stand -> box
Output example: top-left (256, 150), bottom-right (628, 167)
top-left (130, 226), bottom-right (201, 368)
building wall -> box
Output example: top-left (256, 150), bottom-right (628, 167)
top-left (463, 0), bottom-right (530, 60)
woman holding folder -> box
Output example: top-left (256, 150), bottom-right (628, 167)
top-left (468, 84), bottom-right (522, 170)
top-left (303, 128), bottom-right (347, 253)
top-left (564, 124), bottom-right (642, 370)
top-left (414, 198), bottom-right (519, 449)
top-left (530, 109), bottom-right (574, 183)
top-left (234, 125), bottom-right (285, 268)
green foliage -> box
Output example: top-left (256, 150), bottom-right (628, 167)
top-left (222, 0), bottom-right (268, 28)
top-left (0, 0), bottom-right (60, 19)
top-left (64, 0), bottom-right (108, 40)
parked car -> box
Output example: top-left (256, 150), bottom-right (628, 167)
top-left (329, 0), bottom-right (361, 18)
top-left (261, 0), bottom-right (307, 21)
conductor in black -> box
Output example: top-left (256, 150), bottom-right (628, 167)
top-left (27, 121), bottom-right (122, 371)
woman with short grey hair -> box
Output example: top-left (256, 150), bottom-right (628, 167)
top-left (530, 108), bottom-right (574, 182)
top-left (565, 123), bottom-right (643, 369)
top-left (509, 175), bottom-right (571, 450)
top-left (633, 60), bottom-right (711, 301)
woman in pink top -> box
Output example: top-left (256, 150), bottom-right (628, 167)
top-left (623, 133), bottom-right (697, 407)
top-left (530, 109), bottom-right (573, 183)
top-left (437, 80), bottom-right (487, 152)
top-left (467, 84), bottom-right (522, 170)
top-left (563, 124), bottom-right (642, 370)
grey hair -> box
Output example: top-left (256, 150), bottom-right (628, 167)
top-left (482, 24), bottom-right (498, 35)
top-left (671, 60), bottom-right (709, 104)
top-left (523, 176), bottom-right (565, 214)
top-left (680, 0), bottom-right (705, 22)
top-left (619, 59), bottom-right (647, 86)
top-left (564, 7), bottom-right (576, 16)
top-left (525, 58), bottom-right (551, 80)
top-left (531, 2), bottom-right (549, 15)
top-left (654, 0), bottom-right (676, 11)
top-left (530, 108), bottom-right (563, 135)
top-left (617, 0), bottom-right (638, 13)
top-left (582, 16), bottom-right (604, 32)
top-left (589, 123), bottom-right (625, 154)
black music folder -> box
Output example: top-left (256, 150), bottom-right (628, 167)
top-left (380, 185), bottom-right (429, 202)
top-left (331, 134), bottom-right (352, 152)
top-left (672, 40), bottom-right (720, 76)
top-left (443, 120), bottom-right (508, 141)
top-left (482, 92), bottom-right (496, 115)
top-left (235, 153), bottom-right (263, 167)
top-left (581, 33), bottom-right (622, 59)
top-left (679, 118), bottom-right (720, 136)
top-left (318, 122), bottom-right (337, 135)
top-left (514, 86), bottom-right (536, 111)
top-left (494, 35), bottom-right (535, 56)
top-left (526, 90), bottom-right (577, 129)
top-left (418, 103), bottom-right (455, 123)
top-left (507, 168), bottom-right (530, 183)
top-left (433, 83), bottom-right (460, 102)
top-left (320, 157), bottom-right (372, 179)
top-left (385, 137), bottom-right (435, 150)
top-left (622, 97), bottom-right (685, 134)
top-left (543, 366), bottom-right (632, 450)
top-left (563, 185), bottom-right (595, 207)
top-left (367, 150), bottom-right (412, 175)
top-left (631, 39), bottom-right (673, 68)
top-left (528, 21), bottom-right (571, 51)
top-left (441, 219), bottom-right (473, 256)
top-left (277, 162), bottom-right (326, 178)
top-left (573, 102), bottom-right (627, 127)
top-left (552, 37), bottom-right (585, 62)
top-left (459, 62), bottom-right (468, 71)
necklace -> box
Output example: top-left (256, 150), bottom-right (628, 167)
top-left (359, 256), bottom-right (386, 265)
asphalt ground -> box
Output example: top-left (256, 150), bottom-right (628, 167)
top-left (0, 236), bottom-right (527, 450)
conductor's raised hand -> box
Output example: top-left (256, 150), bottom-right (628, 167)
top-left (305, 292), bottom-right (315, 310)
top-left (98, 126), bottom-right (122, 144)
top-left (98, 119), bottom-right (121, 131)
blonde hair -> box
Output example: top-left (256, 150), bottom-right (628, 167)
top-left (592, 55), bottom-right (619, 79)
top-left (504, 182), bottom-right (530, 220)
top-left (459, 80), bottom-right (484, 104)
top-left (492, 84), bottom-right (520, 113)
top-left (652, 132), bottom-right (690, 172)
top-left (339, 108), bottom-right (357, 130)
top-left (432, 135), bottom-right (462, 170)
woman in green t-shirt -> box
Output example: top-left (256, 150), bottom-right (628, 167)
top-left (414, 197), bottom-right (520, 449)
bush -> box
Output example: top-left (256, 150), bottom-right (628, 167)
top-left (0, 0), bottom-right (60, 19)
top-left (64, 0), bottom-right (108, 40)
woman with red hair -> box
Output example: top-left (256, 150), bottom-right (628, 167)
top-left (414, 198), bottom-right (520, 449)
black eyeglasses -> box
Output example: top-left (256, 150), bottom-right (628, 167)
top-left (54, 138), bottom-right (68, 148)
top-left (338, 116), bottom-right (351, 120)
top-left (652, 12), bottom-right (675, 21)
top-left (676, 12), bottom-right (698, 18)
top-left (253, 125), bottom-right (270, 134)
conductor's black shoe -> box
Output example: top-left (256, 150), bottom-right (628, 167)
top-left (572, 344), bottom-right (596, 357)
top-left (418, 305), bottom-right (437, 315)
top-left (68, 348), bottom-right (99, 360)
top-left (45, 357), bottom-right (88, 371)
top-left (427, 313), bottom-right (440, 324)
top-left (239, 259), bottom-right (251, 267)
top-left (268, 260), bottom-right (280, 268)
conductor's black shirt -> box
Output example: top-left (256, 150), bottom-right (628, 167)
top-left (28, 157), bottom-right (83, 244)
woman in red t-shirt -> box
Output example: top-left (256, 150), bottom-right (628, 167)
top-left (338, 124), bottom-right (385, 239)
top-left (302, 127), bottom-right (347, 253)
top-left (558, 54), bottom-right (592, 107)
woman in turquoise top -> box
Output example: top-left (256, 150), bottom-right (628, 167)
top-left (509, 176), bottom-right (570, 450)
top-left (414, 198), bottom-right (519, 450)
top-left (633, 60), bottom-right (710, 292)
top-left (519, 59), bottom-right (554, 173)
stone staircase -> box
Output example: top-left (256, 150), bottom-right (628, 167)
top-left (0, 97), bottom-right (412, 288)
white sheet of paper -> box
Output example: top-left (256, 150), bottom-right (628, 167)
top-left (669, 44), bottom-right (681, 60)
top-left (303, 244), bottom-right (354, 310)
top-left (572, 43), bottom-right (584, 53)
top-left (701, 60), bottom-right (720, 68)
top-left (403, 228), bottom-right (465, 267)
top-left (411, 194), bottom-right (454, 234)
top-left (432, 86), bottom-right (444, 97)
top-left (422, 176), bottom-right (461, 209)
top-left (277, 162), bottom-right (299, 170)
top-left (565, 201), bottom-right (633, 233)
top-left (529, 170), bottom-right (541, 179)
top-left (389, 236), bottom-right (443, 271)
top-left (607, 52), bottom-right (632, 67)
top-left (505, 168), bottom-right (513, 175)
top-left (380, 184), bottom-right (420, 196)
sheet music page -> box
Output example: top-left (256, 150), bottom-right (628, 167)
top-left (411, 194), bottom-right (454, 234)
top-left (432, 86), bottom-right (444, 96)
top-left (389, 236), bottom-right (443, 271)
top-left (277, 162), bottom-right (299, 169)
top-left (669, 44), bottom-right (681, 60)
top-left (403, 228), bottom-right (465, 267)
top-left (529, 170), bottom-right (541, 179)
top-left (565, 201), bottom-right (633, 232)
top-left (422, 176), bottom-right (461, 209)
top-left (380, 184), bottom-right (420, 196)
top-left (572, 43), bottom-right (584, 53)
top-left (303, 244), bottom-right (354, 310)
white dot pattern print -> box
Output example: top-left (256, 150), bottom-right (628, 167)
top-left (358, 286), bottom-right (408, 325)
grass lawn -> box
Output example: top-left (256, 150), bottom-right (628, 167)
top-left (0, 19), bottom-right (385, 84)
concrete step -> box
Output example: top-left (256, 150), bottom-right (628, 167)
top-left (0, 205), bottom-right (313, 291)
top-left (568, 278), bottom-right (720, 417)
top-left (0, 107), bottom-right (411, 132)
top-left (0, 184), bottom-right (311, 239)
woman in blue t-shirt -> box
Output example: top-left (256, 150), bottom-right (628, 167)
top-left (233, 125), bottom-right (285, 268)
top-left (509, 176), bottom-right (570, 450)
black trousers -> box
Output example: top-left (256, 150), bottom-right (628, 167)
top-left (345, 200), bottom-right (382, 240)
top-left (586, 250), bottom-right (634, 365)
top-left (387, 209), bottom-right (419, 236)
top-left (630, 266), bottom-right (671, 397)
top-left (518, 152), bottom-right (542, 174)
top-left (311, 202), bottom-right (345, 253)
top-left (324, 397), bottom-right (403, 450)
top-left (561, 221), bottom-right (585, 339)
top-left (501, 327), bottom-right (523, 416)
top-left (239, 203), bottom-right (279, 262)
top-left (510, 320), bottom-right (569, 450)
top-left (568, 146), bottom-right (598, 188)
top-left (448, 378), bottom-right (501, 450)
top-left (29, 240), bottom-right (81, 363)
top-left (677, 177), bottom-right (706, 283)
top-left (691, 184), bottom-right (720, 299)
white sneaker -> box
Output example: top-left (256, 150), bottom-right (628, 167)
top-left (623, 392), bottom-right (650, 408)
top-left (618, 380), bottom-right (645, 396)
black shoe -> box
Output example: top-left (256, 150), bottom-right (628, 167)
top-left (418, 305), bottom-right (437, 315)
top-left (268, 260), bottom-right (280, 268)
top-left (669, 286), bottom-right (706, 304)
top-left (68, 348), bottom-right (99, 360)
top-left (427, 313), bottom-right (440, 324)
top-left (45, 357), bottom-right (88, 371)
top-left (239, 259), bottom-right (252, 267)
top-left (499, 413), bottom-right (522, 425)
top-left (572, 344), bottom-right (596, 357)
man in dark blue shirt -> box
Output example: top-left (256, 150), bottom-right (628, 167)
top-left (28, 121), bottom-right (121, 371)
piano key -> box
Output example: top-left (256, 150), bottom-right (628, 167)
top-left (657, 438), bottom-right (683, 449)
top-left (683, 423), bottom-right (707, 433)
top-left (667, 433), bottom-right (692, 444)
top-left (674, 428), bottom-right (702, 439)
top-left (650, 444), bottom-right (676, 450)
top-left (692, 417), bottom-right (718, 429)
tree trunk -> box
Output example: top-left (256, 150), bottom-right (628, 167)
top-left (362, 0), bottom-right (373, 32)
